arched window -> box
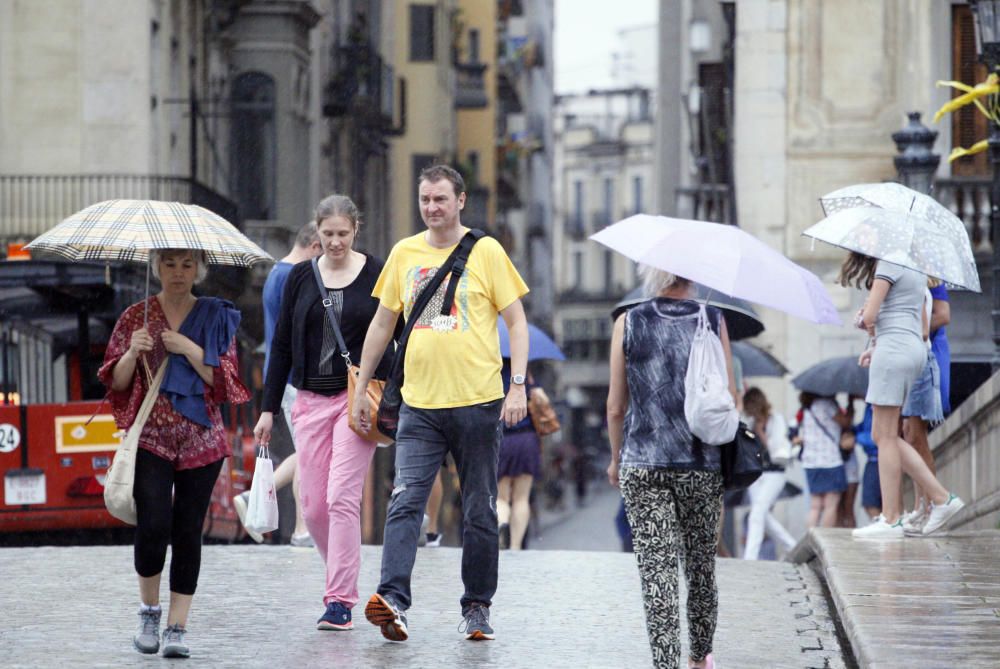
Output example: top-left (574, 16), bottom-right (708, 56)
top-left (230, 72), bottom-right (276, 220)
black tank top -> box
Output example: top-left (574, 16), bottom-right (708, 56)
top-left (621, 298), bottom-right (723, 471)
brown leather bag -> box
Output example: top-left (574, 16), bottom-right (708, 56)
top-left (528, 387), bottom-right (561, 437)
top-left (347, 365), bottom-right (393, 445)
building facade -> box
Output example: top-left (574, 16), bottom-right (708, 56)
top-left (552, 87), bottom-right (654, 453)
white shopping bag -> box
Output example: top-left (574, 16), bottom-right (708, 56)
top-left (684, 304), bottom-right (739, 446)
top-left (245, 446), bottom-right (279, 534)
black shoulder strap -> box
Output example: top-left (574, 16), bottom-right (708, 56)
top-left (310, 258), bottom-right (352, 367)
top-left (390, 229), bottom-right (487, 377)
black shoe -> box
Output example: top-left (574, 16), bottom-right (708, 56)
top-left (459, 603), bottom-right (495, 641)
top-left (498, 523), bottom-right (510, 550)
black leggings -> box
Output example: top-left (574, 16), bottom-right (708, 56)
top-left (133, 449), bottom-right (223, 595)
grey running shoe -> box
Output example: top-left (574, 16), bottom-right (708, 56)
top-left (364, 593), bottom-right (409, 641)
top-left (459, 603), bottom-right (495, 641)
top-left (161, 624), bottom-right (190, 658)
top-left (133, 606), bottom-right (161, 654)
top-left (233, 491), bottom-right (264, 543)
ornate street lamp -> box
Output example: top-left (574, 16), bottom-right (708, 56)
top-left (969, 0), bottom-right (1000, 369)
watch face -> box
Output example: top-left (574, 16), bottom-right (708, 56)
top-left (511, 374), bottom-right (526, 385)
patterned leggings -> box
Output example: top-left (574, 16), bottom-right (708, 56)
top-left (620, 467), bottom-right (723, 669)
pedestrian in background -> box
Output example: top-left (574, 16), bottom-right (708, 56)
top-left (352, 164), bottom-right (529, 642)
top-left (855, 403), bottom-right (882, 519)
top-left (496, 362), bottom-right (543, 551)
top-left (898, 281), bottom-right (948, 534)
top-left (741, 387), bottom-right (797, 560)
top-left (796, 392), bottom-right (852, 528)
top-left (254, 195), bottom-right (395, 631)
top-left (235, 221), bottom-right (320, 545)
top-left (840, 252), bottom-right (964, 539)
top-left (99, 249), bottom-right (249, 658)
top-left (607, 264), bottom-right (735, 669)
top-left (837, 406), bottom-right (860, 529)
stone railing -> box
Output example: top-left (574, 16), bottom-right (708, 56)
top-left (932, 177), bottom-right (992, 256)
top-left (915, 368), bottom-right (1000, 531)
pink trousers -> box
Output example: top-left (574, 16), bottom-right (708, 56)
top-left (291, 389), bottom-right (375, 607)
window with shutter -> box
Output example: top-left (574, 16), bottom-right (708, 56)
top-left (952, 4), bottom-right (989, 176)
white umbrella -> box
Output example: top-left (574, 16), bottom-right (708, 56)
top-left (590, 215), bottom-right (841, 325)
top-left (806, 182), bottom-right (980, 292)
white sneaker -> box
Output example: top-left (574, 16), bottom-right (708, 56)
top-left (851, 515), bottom-right (904, 539)
top-left (233, 491), bottom-right (264, 543)
top-left (417, 514), bottom-right (430, 547)
top-left (922, 494), bottom-right (965, 535)
top-left (290, 532), bottom-right (315, 548)
top-left (901, 506), bottom-right (929, 536)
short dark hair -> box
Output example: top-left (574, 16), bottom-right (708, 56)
top-left (418, 164), bottom-right (465, 196)
top-left (293, 221), bottom-right (318, 248)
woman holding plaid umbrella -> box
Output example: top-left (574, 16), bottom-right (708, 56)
top-left (99, 248), bottom-right (249, 657)
top-left (28, 199), bottom-right (268, 657)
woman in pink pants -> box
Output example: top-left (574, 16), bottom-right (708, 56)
top-left (254, 194), bottom-right (396, 630)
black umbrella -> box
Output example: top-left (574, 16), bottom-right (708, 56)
top-left (732, 342), bottom-right (788, 377)
top-left (611, 285), bottom-right (765, 341)
top-left (791, 355), bottom-right (869, 398)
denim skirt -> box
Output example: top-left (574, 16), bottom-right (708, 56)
top-left (901, 350), bottom-right (944, 425)
top-left (805, 465), bottom-right (848, 495)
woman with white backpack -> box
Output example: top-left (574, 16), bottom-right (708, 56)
top-left (741, 387), bottom-right (797, 560)
top-left (606, 265), bottom-right (737, 669)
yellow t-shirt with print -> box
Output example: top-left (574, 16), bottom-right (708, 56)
top-left (374, 230), bottom-right (529, 409)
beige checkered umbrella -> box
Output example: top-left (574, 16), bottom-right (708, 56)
top-left (25, 199), bottom-right (273, 266)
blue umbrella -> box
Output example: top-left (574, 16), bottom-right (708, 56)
top-left (497, 318), bottom-right (565, 361)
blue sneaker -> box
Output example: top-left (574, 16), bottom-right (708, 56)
top-left (317, 601), bottom-right (353, 631)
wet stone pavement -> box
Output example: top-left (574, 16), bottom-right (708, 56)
top-left (797, 528), bottom-right (1000, 669)
top-left (1, 543), bottom-right (846, 668)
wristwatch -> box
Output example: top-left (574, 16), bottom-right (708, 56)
top-left (511, 373), bottom-right (526, 385)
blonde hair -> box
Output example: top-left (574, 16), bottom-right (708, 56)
top-left (639, 264), bottom-right (691, 297)
top-left (150, 248), bottom-right (208, 284)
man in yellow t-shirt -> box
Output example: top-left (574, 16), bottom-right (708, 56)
top-left (351, 164), bottom-right (529, 643)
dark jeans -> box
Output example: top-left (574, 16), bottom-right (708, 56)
top-left (133, 449), bottom-right (223, 595)
top-left (378, 399), bottom-right (502, 612)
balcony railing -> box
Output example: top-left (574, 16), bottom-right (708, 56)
top-left (591, 210), bottom-right (613, 232)
top-left (933, 177), bottom-right (991, 256)
top-left (323, 44), bottom-right (396, 128)
top-left (454, 62), bottom-right (488, 109)
top-left (0, 174), bottom-right (241, 240)
top-left (675, 184), bottom-right (734, 225)
top-left (563, 213), bottom-right (585, 239)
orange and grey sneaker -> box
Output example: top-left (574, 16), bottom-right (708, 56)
top-left (365, 593), bottom-right (408, 641)
top-left (459, 602), bottom-right (495, 641)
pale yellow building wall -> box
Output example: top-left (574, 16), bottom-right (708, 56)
top-left (456, 0), bottom-right (497, 229)
top-left (389, 0), bottom-right (458, 241)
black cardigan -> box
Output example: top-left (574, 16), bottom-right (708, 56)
top-left (262, 254), bottom-right (396, 413)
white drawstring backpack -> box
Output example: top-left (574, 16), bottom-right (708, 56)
top-left (684, 304), bottom-right (739, 445)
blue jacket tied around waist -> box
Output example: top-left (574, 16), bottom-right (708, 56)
top-left (160, 297), bottom-right (241, 427)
